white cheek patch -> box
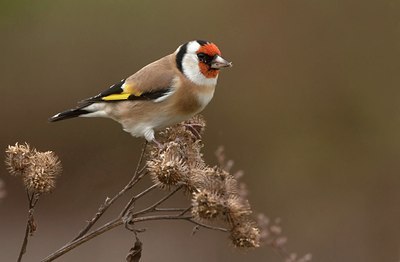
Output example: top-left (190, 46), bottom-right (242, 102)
top-left (182, 54), bottom-right (218, 86)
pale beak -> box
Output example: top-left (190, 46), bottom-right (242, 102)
top-left (210, 55), bottom-right (233, 69)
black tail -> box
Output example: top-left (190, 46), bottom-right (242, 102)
top-left (49, 108), bottom-right (90, 122)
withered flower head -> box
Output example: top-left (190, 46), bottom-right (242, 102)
top-left (191, 166), bottom-right (238, 196)
top-left (148, 115), bottom-right (205, 166)
top-left (184, 114), bottom-right (206, 135)
top-left (5, 143), bottom-right (35, 176)
top-left (191, 189), bottom-right (225, 220)
top-left (148, 142), bottom-right (187, 189)
top-left (147, 115), bottom-right (207, 191)
top-left (230, 220), bottom-right (261, 249)
top-left (160, 114), bottom-right (206, 143)
top-left (225, 195), bottom-right (252, 222)
top-left (23, 151), bottom-right (62, 193)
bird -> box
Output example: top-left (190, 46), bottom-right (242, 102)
top-left (49, 40), bottom-right (232, 145)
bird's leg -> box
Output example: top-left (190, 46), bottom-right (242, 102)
top-left (143, 129), bottom-right (165, 150)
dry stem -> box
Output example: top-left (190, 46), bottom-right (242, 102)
top-left (41, 141), bottom-right (229, 262)
top-left (17, 191), bottom-right (40, 262)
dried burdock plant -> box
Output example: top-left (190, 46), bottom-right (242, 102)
top-left (147, 141), bottom-right (188, 189)
top-left (23, 151), bottom-right (62, 194)
top-left (5, 143), bottom-right (62, 262)
top-left (230, 218), bottom-right (261, 248)
top-left (5, 143), bottom-right (34, 176)
top-left (7, 115), bottom-right (310, 261)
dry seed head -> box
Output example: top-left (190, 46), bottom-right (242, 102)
top-left (23, 151), bottom-right (62, 193)
top-left (190, 166), bottom-right (238, 196)
top-left (148, 142), bottom-right (187, 189)
top-left (148, 116), bottom-right (205, 164)
top-left (160, 114), bottom-right (206, 143)
top-left (230, 220), bottom-right (261, 249)
top-left (182, 164), bottom-right (210, 193)
top-left (225, 195), bottom-right (252, 222)
top-left (183, 140), bottom-right (204, 166)
top-left (5, 143), bottom-right (35, 176)
top-left (184, 114), bottom-right (206, 135)
top-left (191, 189), bottom-right (225, 220)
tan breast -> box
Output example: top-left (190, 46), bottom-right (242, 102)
top-left (172, 75), bottom-right (215, 116)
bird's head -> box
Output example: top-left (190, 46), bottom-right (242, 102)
top-left (175, 40), bottom-right (232, 86)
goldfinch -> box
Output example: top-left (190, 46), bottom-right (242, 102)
top-left (49, 40), bottom-right (232, 144)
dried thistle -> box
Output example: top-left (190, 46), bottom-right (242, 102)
top-left (147, 116), bottom-right (207, 191)
top-left (191, 166), bottom-right (238, 196)
top-left (148, 142), bottom-right (187, 189)
top-left (23, 151), bottom-right (62, 193)
top-left (191, 189), bottom-right (225, 220)
top-left (147, 115), bottom-right (205, 169)
top-left (230, 219), bottom-right (261, 248)
top-left (5, 143), bottom-right (35, 176)
top-left (6, 143), bottom-right (63, 262)
top-left (225, 195), bottom-right (252, 222)
top-left (5, 143), bottom-right (62, 193)
top-left (146, 116), bottom-right (263, 250)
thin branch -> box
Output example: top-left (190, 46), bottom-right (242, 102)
top-left (42, 206), bottom-right (230, 262)
top-left (131, 140), bottom-right (148, 181)
top-left (184, 218), bottom-right (229, 233)
top-left (178, 206), bottom-right (192, 216)
top-left (17, 220), bottom-right (31, 262)
top-left (132, 185), bottom-right (183, 216)
top-left (42, 214), bottom-right (192, 262)
top-left (17, 192), bottom-right (37, 262)
top-left (42, 218), bottom-right (123, 262)
top-left (154, 207), bottom-right (188, 212)
top-left (17, 210), bottom-right (33, 262)
top-left (71, 141), bottom-right (148, 241)
top-left (120, 183), bottom-right (159, 217)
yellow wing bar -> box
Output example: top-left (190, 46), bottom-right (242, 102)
top-left (101, 94), bottom-right (131, 101)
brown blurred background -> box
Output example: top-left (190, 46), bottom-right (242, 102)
top-left (1, 0), bottom-right (400, 261)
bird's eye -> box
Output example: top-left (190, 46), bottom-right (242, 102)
top-left (197, 53), bottom-right (213, 64)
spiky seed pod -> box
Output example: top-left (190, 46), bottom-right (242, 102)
top-left (148, 142), bottom-right (187, 189)
top-left (183, 114), bottom-right (206, 136)
top-left (147, 115), bottom-right (205, 167)
top-left (191, 189), bottom-right (225, 220)
top-left (159, 114), bottom-right (205, 144)
top-left (183, 140), bottom-right (204, 166)
top-left (190, 166), bottom-right (238, 196)
top-left (225, 195), bottom-right (252, 222)
top-left (23, 151), bottom-right (62, 193)
top-left (230, 220), bottom-right (261, 249)
top-left (180, 163), bottom-right (208, 194)
top-left (5, 143), bottom-right (35, 176)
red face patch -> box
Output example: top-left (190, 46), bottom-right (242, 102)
top-left (197, 43), bottom-right (222, 79)
top-left (197, 43), bottom-right (222, 57)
